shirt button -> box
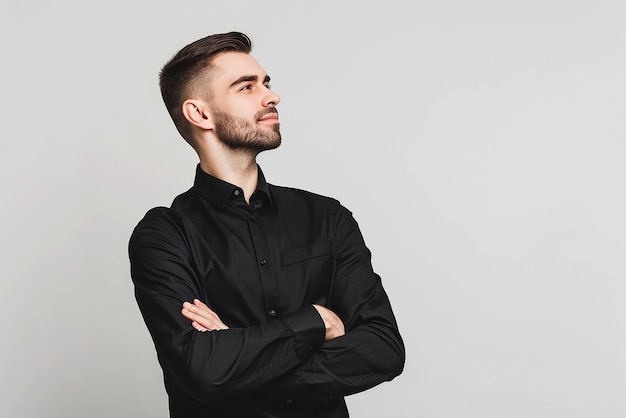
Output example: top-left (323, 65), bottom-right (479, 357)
top-left (233, 189), bottom-right (241, 197)
top-left (259, 259), bottom-right (267, 265)
top-left (268, 309), bottom-right (276, 317)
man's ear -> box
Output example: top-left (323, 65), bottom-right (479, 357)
top-left (182, 99), bottom-right (215, 130)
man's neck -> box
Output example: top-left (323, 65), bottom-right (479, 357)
top-left (199, 149), bottom-right (259, 203)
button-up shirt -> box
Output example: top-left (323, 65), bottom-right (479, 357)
top-left (129, 165), bottom-right (405, 418)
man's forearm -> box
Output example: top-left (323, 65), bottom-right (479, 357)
top-left (136, 286), bottom-right (326, 401)
top-left (257, 293), bottom-right (405, 402)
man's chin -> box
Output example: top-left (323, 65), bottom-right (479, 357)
top-left (228, 137), bottom-right (281, 153)
top-left (215, 130), bottom-right (281, 150)
top-left (257, 138), bottom-right (281, 152)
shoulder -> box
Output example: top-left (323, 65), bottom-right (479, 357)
top-left (131, 186), bottom-right (196, 232)
top-left (267, 184), bottom-right (354, 227)
top-left (129, 206), bottom-right (185, 246)
top-left (135, 206), bottom-right (180, 226)
top-left (268, 184), bottom-right (340, 208)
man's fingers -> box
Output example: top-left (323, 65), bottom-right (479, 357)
top-left (193, 299), bottom-right (210, 309)
top-left (191, 321), bottom-right (208, 332)
top-left (181, 307), bottom-right (227, 330)
top-left (312, 304), bottom-right (345, 341)
top-left (192, 299), bottom-right (227, 326)
top-left (183, 301), bottom-right (220, 322)
top-left (181, 300), bottom-right (229, 331)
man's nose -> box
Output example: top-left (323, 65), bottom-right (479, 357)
top-left (263, 88), bottom-right (280, 107)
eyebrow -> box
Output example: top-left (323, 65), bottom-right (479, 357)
top-left (229, 74), bottom-right (271, 88)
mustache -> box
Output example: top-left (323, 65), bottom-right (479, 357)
top-left (256, 108), bottom-right (278, 119)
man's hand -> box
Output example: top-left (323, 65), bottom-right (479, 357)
top-left (313, 304), bottom-right (345, 341)
top-left (181, 299), bottom-right (229, 332)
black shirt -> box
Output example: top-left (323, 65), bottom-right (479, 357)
top-left (129, 165), bottom-right (405, 418)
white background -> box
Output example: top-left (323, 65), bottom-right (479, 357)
top-left (1, 1), bottom-right (625, 417)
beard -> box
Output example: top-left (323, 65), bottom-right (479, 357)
top-left (212, 107), bottom-right (281, 152)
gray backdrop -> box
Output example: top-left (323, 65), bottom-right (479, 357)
top-left (1, 1), bottom-right (625, 417)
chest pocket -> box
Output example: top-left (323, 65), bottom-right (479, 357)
top-left (280, 240), bottom-right (335, 306)
top-left (281, 240), bottom-right (334, 266)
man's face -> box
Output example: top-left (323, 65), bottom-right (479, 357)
top-left (207, 52), bottom-right (281, 152)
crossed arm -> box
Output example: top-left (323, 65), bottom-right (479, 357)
top-left (130, 205), bottom-right (404, 402)
top-left (182, 299), bottom-right (346, 341)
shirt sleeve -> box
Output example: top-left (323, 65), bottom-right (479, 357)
top-left (128, 208), bottom-right (326, 402)
top-left (258, 203), bottom-right (405, 402)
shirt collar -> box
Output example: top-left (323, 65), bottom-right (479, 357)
top-left (193, 164), bottom-right (273, 207)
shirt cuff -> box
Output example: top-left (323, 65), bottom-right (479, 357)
top-left (279, 305), bottom-right (326, 359)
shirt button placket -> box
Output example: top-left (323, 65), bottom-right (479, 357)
top-left (247, 210), bottom-right (276, 325)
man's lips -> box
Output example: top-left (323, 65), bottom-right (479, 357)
top-left (258, 113), bottom-right (279, 123)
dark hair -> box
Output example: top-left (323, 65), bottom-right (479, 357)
top-left (159, 31), bottom-right (252, 142)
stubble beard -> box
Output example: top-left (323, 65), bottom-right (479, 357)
top-left (212, 108), bottom-right (282, 152)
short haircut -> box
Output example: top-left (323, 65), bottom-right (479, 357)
top-left (159, 31), bottom-right (252, 143)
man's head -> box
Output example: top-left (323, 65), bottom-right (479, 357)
top-left (159, 31), bottom-right (281, 153)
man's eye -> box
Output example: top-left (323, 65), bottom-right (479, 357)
top-left (240, 84), bottom-right (252, 91)
top-left (265, 83), bottom-right (272, 90)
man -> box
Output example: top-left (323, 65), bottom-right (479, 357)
top-left (129, 31), bottom-right (404, 418)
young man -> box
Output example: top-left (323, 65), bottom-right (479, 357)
top-left (129, 31), bottom-right (404, 418)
